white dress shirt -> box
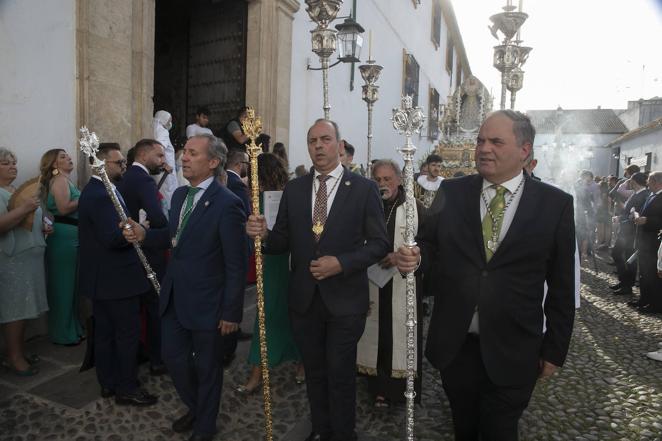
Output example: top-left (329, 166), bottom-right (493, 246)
top-left (311, 162), bottom-right (344, 218)
top-left (179, 176), bottom-right (214, 219)
top-left (469, 171), bottom-right (525, 334)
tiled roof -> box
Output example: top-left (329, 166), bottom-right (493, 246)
top-left (606, 116), bottom-right (662, 147)
top-left (526, 109), bottom-right (628, 134)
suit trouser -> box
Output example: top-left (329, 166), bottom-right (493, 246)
top-left (290, 291), bottom-right (366, 441)
top-left (142, 289), bottom-right (162, 365)
top-left (161, 297), bottom-right (222, 436)
top-left (440, 335), bottom-right (536, 441)
top-left (639, 251), bottom-right (662, 309)
top-left (92, 296), bottom-right (141, 394)
top-left (612, 235), bottom-right (635, 287)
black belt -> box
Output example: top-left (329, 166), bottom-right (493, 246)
top-left (54, 215), bottom-right (78, 226)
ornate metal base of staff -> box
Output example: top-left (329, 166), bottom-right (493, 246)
top-left (79, 127), bottom-right (160, 294)
top-left (241, 109), bottom-right (274, 441)
top-left (391, 96), bottom-right (425, 441)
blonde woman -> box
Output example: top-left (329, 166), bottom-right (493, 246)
top-left (0, 148), bottom-right (49, 375)
top-left (40, 149), bottom-right (84, 345)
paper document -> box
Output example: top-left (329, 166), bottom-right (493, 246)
top-left (367, 263), bottom-right (398, 288)
top-left (264, 191), bottom-right (283, 230)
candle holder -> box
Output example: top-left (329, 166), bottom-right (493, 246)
top-left (359, 58), bottom-right (382, 176)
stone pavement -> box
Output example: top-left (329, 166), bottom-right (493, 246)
top-left (1, 261), bottom-right (661, 441)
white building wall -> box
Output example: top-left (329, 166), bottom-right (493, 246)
top-left (614, 129), bottom-right (662, 174)
top-left (288, 0), bottom-right (457, 171)
top-left (0, 0), bottom-right (77, 186)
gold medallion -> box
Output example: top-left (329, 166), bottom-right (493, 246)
top-left (312, 221), bottom-right (324, 236)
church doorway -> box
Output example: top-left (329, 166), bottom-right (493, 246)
top-left (153, 0), bottom-right (248, 147)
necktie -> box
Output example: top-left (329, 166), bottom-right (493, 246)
top-left (176, 186), bottom-right (201, 242)
top-left (482, 185), bottom-right (507, 261)
top-left (312, 175), bottom-right (330, 242)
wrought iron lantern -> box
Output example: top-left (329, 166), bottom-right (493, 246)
top-left (335, 17), bottom-right (365, 63)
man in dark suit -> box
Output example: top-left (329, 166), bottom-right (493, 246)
top-left (611, 172), bottom-right (650, 296)
top-left (222, 149), bottom-right (252, 365)
top-left (225, 149), bottom-right (251, 214)
top-left (124, 134), bottom-right (248, 441)
top-left (116, 138), bottom-right (169, 375)
top-left (633, 171), bottom-right (662, 313)
top-left (247, 119), bottom-right (389, 441)
top-left (78, 143), bottom-right (158, 406)
top-left (398, 110), bottom-right (576, 441)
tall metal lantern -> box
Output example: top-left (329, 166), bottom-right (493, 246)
top-left (489, 2), bottom-right (530, 110)
top-left (391, 96), bottom-right (425, 441)
top-left (306, 0), bottom-right (343, 119)
top-left (359, 59), bottom-right (382, 176)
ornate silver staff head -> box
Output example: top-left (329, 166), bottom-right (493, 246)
top-left (79, 127), bottom-right (104, 169)
top-left (392, 95), bottom-right (425, 157)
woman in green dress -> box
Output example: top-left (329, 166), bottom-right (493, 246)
top-left (40, 149), bottom-right (84, 345)
top-left (236, 153), bottom-right (303, 393)
top-left (0, 148), bottom-right (49, 376)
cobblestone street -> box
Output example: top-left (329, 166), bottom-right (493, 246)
top-left (1, 258), bottom-right (661, 441)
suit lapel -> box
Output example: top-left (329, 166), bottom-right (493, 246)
top-left (490, 176), bottom-right (536, 262)
top-left (302, 173), bottom-right (314, 237)
top-left (170, 189), bottom-right (186, 238)
top-left (320, 167), bottom-right (351, 242)
top-left (177, 179), bottom-right (219, 244)
top-left (461, 175), bottom-right (487, 263)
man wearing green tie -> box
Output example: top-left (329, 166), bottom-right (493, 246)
top-left (397, 110), bottom-right (576, 441)
top-left (125, 134), bottom-right (249, 441)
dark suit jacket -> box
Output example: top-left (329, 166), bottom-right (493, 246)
top-left (226, 171), bottom-right (251, 215)
top-left (420, 174), bottom-right (576, 387)
top-left (264, 167), bottom-right (390, 316)
top-left (618, 189), bottom-right (650, 245)
top-left (145, 179), bottom-right (249, 331)
top-left (78, 178), bottom-right (149, 300)
top-left (636, 191), bottom-right (662, 254)
top-left (116, 164), bottom-right (169, 278)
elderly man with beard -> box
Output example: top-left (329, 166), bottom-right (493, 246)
top-left (356, 159), bottom-right (426, 408)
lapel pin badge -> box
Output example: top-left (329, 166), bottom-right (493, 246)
top-left (345, 180), bottom-right (351, 186)
top-left (204, 201), bottom-right (210, 207)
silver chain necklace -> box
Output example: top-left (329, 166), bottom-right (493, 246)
top-left (481, 178), bottom-right (524, 253)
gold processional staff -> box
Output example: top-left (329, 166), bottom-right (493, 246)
top-left (241, 108), bottom-right (274, 441)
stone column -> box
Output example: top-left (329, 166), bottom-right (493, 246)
top-left (246, 0), bottom-right (300, 153)
top-left (75, 0), bottom-right (155, 181)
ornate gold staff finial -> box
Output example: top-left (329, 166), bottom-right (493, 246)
top-left (78, 127), bottom-right (161, 294)
top-left (391, 96), bottom-right (425, 441)
top-left (240, 108), bottom-right (274, 441)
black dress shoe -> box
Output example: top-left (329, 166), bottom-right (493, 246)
top-left (613, 287), bottom-right (632, 295)
top-left (115, 388), bottom-right (158, 406)
top-left (100, 387), bottom-right (115, 398)
top-left (149, 363), bottom-right (168, 376)
top-left (189, 434), bottom-right (214, 441)
top-left (172, 411), bottom-right (196, 433)
top-left (627, 300), bottom-right (645, 308)
top-left (609, 282), bottom-right (622, 290)
top-left (638, 304), bottom-right (662, 314)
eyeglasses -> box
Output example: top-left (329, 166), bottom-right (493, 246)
top-left (108, 160), bottom-right (127, 166)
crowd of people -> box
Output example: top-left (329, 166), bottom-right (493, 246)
top-left (0, 107), bottom-right (659, 441)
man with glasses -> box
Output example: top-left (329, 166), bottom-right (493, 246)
top-left (78, 143), bottom-right (158, 406)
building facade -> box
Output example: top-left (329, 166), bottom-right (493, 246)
top-left (1, 0), bottom-right (470, 187)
